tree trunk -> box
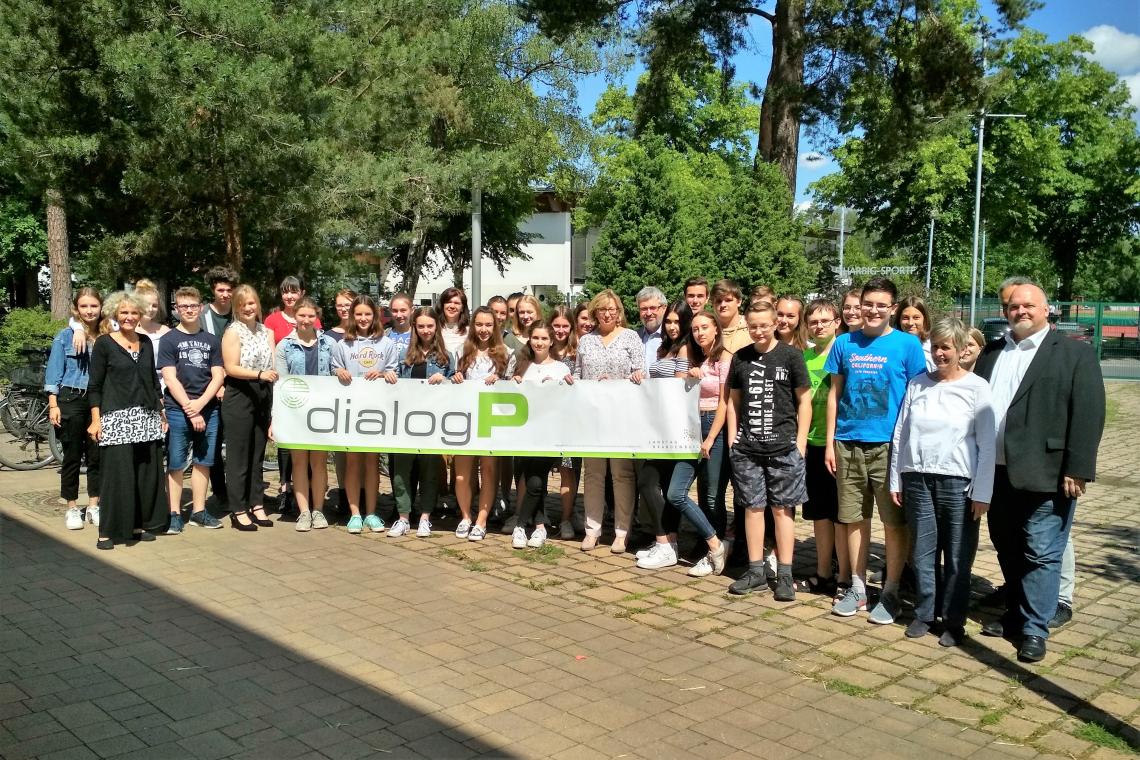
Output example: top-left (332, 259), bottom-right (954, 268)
top-left (45, 188), bottom-right (71, 319)
top-left (756, 0), bottom-right (806, 201)
top-left (403, 202), bottom-right (428, 300)
top-left (223, 199), bottom-right (243, 273)
top-left (450, 246), bottom-right (465, 288)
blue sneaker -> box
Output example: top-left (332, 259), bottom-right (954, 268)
top-left (188, 511), bottom-right (223, 529)
top-left (166, 514), bottom-right (183, 535)
top-left (347, 515), bottom-right (363, 534)
top-left (832, 586), bottom-right (868, 617)
top-left (869, 591), bottom-right (901, 625)
top-left (363, 514), bottom-right (386, 533)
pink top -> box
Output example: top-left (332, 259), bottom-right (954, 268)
top-left (698, 358), bottom-right (730, 411)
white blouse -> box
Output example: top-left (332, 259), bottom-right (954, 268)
top-left (889, 371), bottom-right (997, 503)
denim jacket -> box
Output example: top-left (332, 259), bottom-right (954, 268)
top-left (275, 331), bottom-right (337, 377)
top-left (397, 351), bottom-right (456, 380)
top-left (44, 327), bottom-right (91, 395)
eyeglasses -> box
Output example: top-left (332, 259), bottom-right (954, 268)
top-left (597, 308), bottom-right (619, 314)
top-left (807, 318), bottom-right (837, 327)
top-left (861, 304), bottom-right (893, 313)
top-left (176, 304), bottom-right (202, 311)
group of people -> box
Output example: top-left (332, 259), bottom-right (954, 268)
top-left (43, 268), bottom-right (1104, 663)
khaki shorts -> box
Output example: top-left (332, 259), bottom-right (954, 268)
top-left (834, 440), bottom-right (904, 526)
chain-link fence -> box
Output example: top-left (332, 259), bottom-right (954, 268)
top-left (953, 299), bottom-right (1140, 380)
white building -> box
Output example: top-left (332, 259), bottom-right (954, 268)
top-left (387, 191), bottom-right (597, 308)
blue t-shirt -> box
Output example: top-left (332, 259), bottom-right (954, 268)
top-left (156, 328), bottom-right (223, 411)
top-left (823, 329), bottom-right (927, 443)
top-left (386, 327), bottom-right (412, 363)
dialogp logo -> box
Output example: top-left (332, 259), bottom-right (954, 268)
top-left (280, 377), bottom-right (311, 409)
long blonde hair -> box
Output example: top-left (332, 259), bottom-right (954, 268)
top-left (231, 284), bottom-right (263, 323)
top-left (132, 278), bottom-right (166, 322)
top-left (100, 291), bottom-right (147, 335)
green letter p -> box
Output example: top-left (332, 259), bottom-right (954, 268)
top-left (477, 392), bottom-right (529, 438)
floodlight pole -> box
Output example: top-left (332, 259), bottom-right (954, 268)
top-left (471, 187), bottom-right (482, 306)
top-left (925, 216), bottom-right (935, 291)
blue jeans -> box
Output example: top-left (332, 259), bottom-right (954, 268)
top-left (987, 467), bottom-right (1075, 639)
top-left (903, 473), bottom-right (978, 627)
top-left (166, 403), bottom-right (220, 471)
top-left (665, 411), bottom-right (723, 541)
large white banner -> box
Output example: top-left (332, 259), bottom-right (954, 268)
top-left (272, 376), bottom-right (701, 458)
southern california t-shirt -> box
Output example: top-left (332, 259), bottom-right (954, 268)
top-left (823, 329), bottom-right (927, 443)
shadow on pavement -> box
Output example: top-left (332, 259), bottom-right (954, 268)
top-left (0, 514), bottom-right (514, 760)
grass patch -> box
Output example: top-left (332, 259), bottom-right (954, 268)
top-left (464, 560), bottom-right (489, 572)
top-left (438, 547), bottom-right (465, 560)
top-left (979, 710), bottom-right (1005, 727)
top-left (1105, 396), bottom-right (1121, 427)
top-left (614, 607), bottom-right (648, 618)
top-left (962, 699), bottom-right (991, 711)
top-left (1126, 639), bottom-right (1140, 656)
top-left (1074, 722), bottom-right (1136, 753)
top-left (620, 591), bottom-right (651, 602)
top-left (510, 544), bottom-right (565, 565)
top-left (660, 595), bottom-right (682, 608)
top-left (758, 608), bottom-right (782, 620)
top-left (824, 679), bottom-right (874, 698)
top-left (526, 578), bottom-right (564, 592)
top-left (582, 578), bottom-right (599, 589)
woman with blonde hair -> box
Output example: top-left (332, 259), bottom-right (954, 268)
top-left (87, 291), bottom-right (168, 549)
top-left (572, 289), bottom-right (644, 553)
top-left (221, 284), bottom-right (277, 531)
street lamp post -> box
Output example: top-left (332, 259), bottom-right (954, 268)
top-left (925, 216), bottom-right (935, 291)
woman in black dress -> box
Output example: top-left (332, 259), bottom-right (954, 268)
top-left (87, 291), bottom-right (168, 549)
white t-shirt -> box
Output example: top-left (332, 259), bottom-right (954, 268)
top-left (522, 360), bottom-right (571, 383)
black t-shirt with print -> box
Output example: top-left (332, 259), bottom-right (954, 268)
top-left (157, 328), bottom-right (222, 410)
top-left (728, 342), bottom-right (810, 456)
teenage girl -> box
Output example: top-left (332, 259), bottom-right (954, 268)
top-left (895, 294), bottom-right (935, 370)
top-left (46, 287), bottom-right (104, 530)
top-left (331, 295), bottom-right (399, 534)
top-left (386, 307), bottom-right (455, 538)
top-left (776, 296), bottom-right (809, 350)
top-left (327, 288), bottom-right (356, 342)
top-left (634, 300), bottom-right (693, 571)
top-left (450, 306), bottom-right (512, 541)
top-left (839, 288), bottom-right (863, 334)
top-left (274, 298), bottom-right (338, 532)
top-left (438, 287), bottom-right (470, 354)
top-left (509, 321), bottom-right (572, 549)
top-left (550, 304), bottom-right (581, 538)
top-left (665, 311), bottom-right (731, 576)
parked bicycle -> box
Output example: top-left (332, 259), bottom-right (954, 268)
top-left (0, 348), bottom-right (64, 470)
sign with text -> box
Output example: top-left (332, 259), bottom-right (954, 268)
top-left (272, 376), bottom-right (701, 458)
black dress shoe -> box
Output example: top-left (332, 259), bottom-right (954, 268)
top-left (1048, 603), bottom-right (1073, 629)
top-left (1018, 635), bottom-right (1047, 663)
top-left (981, 620), bottom-right (1005, 637)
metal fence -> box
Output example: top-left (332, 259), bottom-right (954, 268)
top-left (952, 299), bottom-right (1140, 381)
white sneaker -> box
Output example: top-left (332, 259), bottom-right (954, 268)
top-left (559, 521), bottom-right (574, 540)
top-left (86, 506), bottom-right (100, 527)
top-left (637, 541), bottom-right (677, 560)
top-left (388, 518), bottom-right (410, 537)
top-left (688, 556), bottom-right (713, 577)
top-left (416, 518), bottom-right (432, 538)
top-left (65, 507), bottom-right (83, 530)
top-left (468, 525), bottom-right (486, 542)
top-left (636, 542), bottom-right (678, 570)
top-left (527, 525), bottom-right (547, 548)
top-left (455, 519), bottom-right (471, 539)
top-left (765, 549), bottom-right (778, 580)
top-left (501, 515), bottom-right (517, 535)
top-left (511, 526), bottom-right (527, 549)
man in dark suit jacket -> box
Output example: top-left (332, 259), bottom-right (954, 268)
top-left (974, 283), bottom-right (1105, 663)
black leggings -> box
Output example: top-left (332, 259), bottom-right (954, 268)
top-left (636, 459), bottom-right (674, 538)
top-left (515, 457), bottom-right (556, 527)
top-left (56, 389), bottom-right (100, 501)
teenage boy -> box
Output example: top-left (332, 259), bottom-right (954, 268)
top-left (802, 299), bottom-right (846, 594)
top-left (711, 279), bottom-right (751, 353)
top-left (825, 277), bottom-right (927, 622)
top-left (200, 266), bottom-right (236, 507)
top-left (385, 293), bottom-right (413, 363)
top-left (201, 266), bottom-right (237, 338)
top-left (684, 277), bottom-right (709, 313)
top-left (159, 287), bottom-right (225, 532)
top-left (725, 302), bottom-right (812, 601)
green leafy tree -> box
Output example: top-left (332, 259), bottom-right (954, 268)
top-left (814, 29), bottom-right (1140, 301)
top-left (522, 0), bottom-right (1038, 196)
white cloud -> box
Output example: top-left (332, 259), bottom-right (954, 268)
top-left (1080, 25), bottom-right (1140, 75)
top-left (798, 151), bottom-right (830, 170)
top-left (1124, 72), bottom-right (1140, 113)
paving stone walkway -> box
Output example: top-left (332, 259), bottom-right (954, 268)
top-left (1, 384), bottom-right (1137, 759)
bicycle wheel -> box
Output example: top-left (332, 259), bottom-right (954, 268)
top-left (0, 395), bottom-right (57, 470)
top-left (48, 424), bottom-right (65, 464)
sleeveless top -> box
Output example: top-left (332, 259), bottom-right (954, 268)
top-left (230, 321), bottom-right (273, 371)
top-left (649, 354), bottom-right (689, 379)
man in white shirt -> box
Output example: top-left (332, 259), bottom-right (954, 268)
top-left (635, 286), bottom-right (666, 372)
top-left (974, 282), bottom-right (1104, 663)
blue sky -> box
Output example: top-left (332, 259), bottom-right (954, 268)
top-left (570, 1), bottom-right (1140, 203)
